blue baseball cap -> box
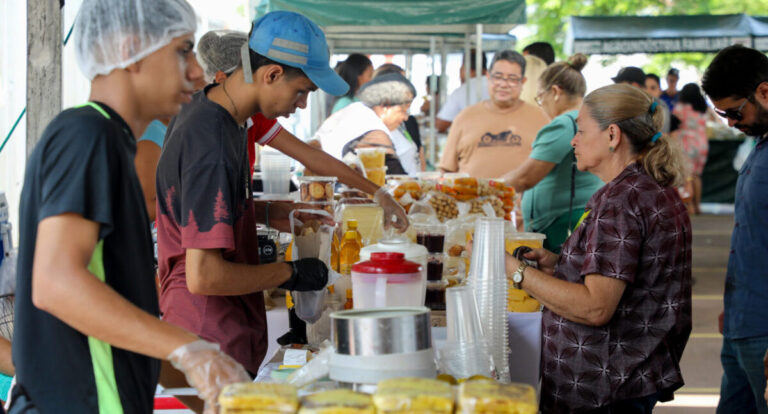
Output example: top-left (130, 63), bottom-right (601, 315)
top-left (240, 11), bottom-right (349, 96)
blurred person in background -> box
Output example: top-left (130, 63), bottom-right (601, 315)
top-left (371, 64), bottom-right (423, 174)
top-left (504, 54), bottom-right (603, 253)
top-left (314, 72), bottom-right (416, 175)
top-left (645, 73), bottom-right (662, 99)
top-left (508, 83), bottom-right (692, 413)
top-left (331, 53), bottom-right (373, 114)
top-left (519, 54), bottom-right (548, 107)
top-left (438, 50), bottom-right (549, 178)
top-left (672, 83), bottom-right (709, 215)
top-left (435, 50), bottom-right (489, 133)
top-left (661, 68), bottom-right (681, 111)
top-left (522, 41), bottom-right (556, 65)
top-left (701, 44), bottom-right (768, 414)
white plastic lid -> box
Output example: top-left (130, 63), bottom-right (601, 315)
top-left (359, 238), bottom-right (428, 262)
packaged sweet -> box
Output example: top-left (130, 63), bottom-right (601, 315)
top-left (373, 377), bottom-right (454, 414)
top-left (300, 176), bottom-right (336, 203)
top-left (457, 380), bottom-right (537, 414)
top-left (298, 389), bottom-right (374, 414)
top-left (218, 382), bottom-right (299, 414)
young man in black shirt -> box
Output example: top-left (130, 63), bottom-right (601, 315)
top-left (12, 1), bottom-right (249, 413)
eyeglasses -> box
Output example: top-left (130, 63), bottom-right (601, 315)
top-left (490, 73), bottom-right (523, 86)
top-left (535, 90), bottom-right (546, 106)
top-left (714, 98), bottom-right (749, 121)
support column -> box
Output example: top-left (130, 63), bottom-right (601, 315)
top-left (27, 1), bottom-right (62, 157)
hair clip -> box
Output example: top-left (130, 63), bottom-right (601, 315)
top-left (651, 132), bottom-right (662, 143)
top-left (649, 101), bottom-right (658, 114)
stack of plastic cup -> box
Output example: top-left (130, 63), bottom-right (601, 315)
top-left (468, 217), bottom-right (510, 382)
top-left (437, 285), bottom-right (495, 379)
top-left (260, 151), bottom-right (292, 195)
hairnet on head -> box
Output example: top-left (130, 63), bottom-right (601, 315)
top-left (197, 30), bottom-right (248, 83)
top-left (75, 0), bottom-right (197, 80)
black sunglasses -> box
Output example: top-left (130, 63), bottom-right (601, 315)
top-left (714, 97), bottom-right (749, 121)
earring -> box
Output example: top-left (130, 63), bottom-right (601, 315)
top-left (609, 146), bottom-right (615, 152)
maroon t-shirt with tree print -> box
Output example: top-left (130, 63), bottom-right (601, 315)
top-left (540, 163), bottom-right (692, 413)
top-left (155, 86), bottom-right (267, 374)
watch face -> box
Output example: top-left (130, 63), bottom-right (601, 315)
top-left (513, 271), bottom-right (523, 283)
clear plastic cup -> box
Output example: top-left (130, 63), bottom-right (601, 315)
top-left (446, 285), bottom-right (485, 344)
top-left (365, 167), bottom-right (387, 187)
top-left (356, 147), bottom-right (386, 169)
top-left (261, 152), bottom-right (292, 194)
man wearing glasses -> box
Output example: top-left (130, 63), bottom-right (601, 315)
top-left (702, 44), bottom-right (768, 414)
top-left (439, 50), bottom-right (549, 179)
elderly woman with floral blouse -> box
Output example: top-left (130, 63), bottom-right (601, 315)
top-left (507, 84), bottom-right (693, 413)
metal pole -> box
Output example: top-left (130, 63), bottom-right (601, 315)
top-left (405, 50), bottom-right (412, 80)
top-left (464, 32), bottom-right (471, 107)
top-left (27, 1), bottom-right (62, 158)
top-left (439, 39), bottom-right (448, 108)
top-left (475, 23), bottom-right (483, 104)
top-left (429, 36), bottom-right (437, 167)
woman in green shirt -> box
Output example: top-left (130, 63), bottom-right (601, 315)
top-left (504, 54), bottom-right (603, 253)
top-left (331, 53), bottom-right (373, 114)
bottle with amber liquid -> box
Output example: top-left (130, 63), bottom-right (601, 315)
top-left (344, 288), bottom-right (354, 310)
top-left (339, 230), bottom-right (361, 275)
top-left (347, 219), bottom-right (363, 245)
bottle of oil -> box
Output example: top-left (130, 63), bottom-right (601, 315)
top-left (344, 288), bottom-right (354, 310)
top-left (347, 219), bottom-right (363, 246)
top-left (339, 230), bottom-right (361, 276)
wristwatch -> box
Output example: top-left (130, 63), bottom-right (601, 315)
top-left (512, 262), bottom-right (528, 290)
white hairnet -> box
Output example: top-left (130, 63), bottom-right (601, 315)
top-left (75, 0), bottom-right (197, 80)
top-left (197, 30), bottom-right (248, 83)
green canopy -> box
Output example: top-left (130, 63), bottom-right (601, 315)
top-left (254, 0), bottom-right (525, 53)
top-left (566, 14), bottom-right (758, 54)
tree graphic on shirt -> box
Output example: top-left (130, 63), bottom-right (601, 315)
top-left (213, 189), bottom-right (230, 222)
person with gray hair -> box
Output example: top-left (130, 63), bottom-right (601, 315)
top-left (438, 49), bottom-right (549, 179)
top-left (13, 0), bottom-right (250, 412)
top-left (313, 72), bottom-right (416, 175)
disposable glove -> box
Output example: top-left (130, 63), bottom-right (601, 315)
top-left (280, 258), bottom-right (328, 291)
top-left (167, 340), bottom-right (251, 414)
top-left (373, 187), bottom-right (409, 232)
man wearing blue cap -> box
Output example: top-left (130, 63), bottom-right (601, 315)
top-left (155, 11), bottom-right (387, 374)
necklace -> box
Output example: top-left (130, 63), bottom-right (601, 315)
top-left (221, 81), bottom-right (239, 118)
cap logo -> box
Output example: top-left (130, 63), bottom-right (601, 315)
top-left (272, 37), bottom-right (309, 54)
top-left (267, 48), bottom-right (308, 65)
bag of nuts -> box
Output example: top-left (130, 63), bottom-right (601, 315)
top-left (426, 191), bottom-right (459, 222)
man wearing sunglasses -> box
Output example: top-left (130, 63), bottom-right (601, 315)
top-left (702, 44), bottom-right (768, 414)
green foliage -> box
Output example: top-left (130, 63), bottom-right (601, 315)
top-left (524, 0), bottom-right (768, 73)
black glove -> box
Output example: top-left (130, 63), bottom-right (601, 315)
top-left (280, 258), bottom-right (328, 291)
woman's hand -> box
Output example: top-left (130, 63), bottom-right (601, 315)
top-left (523, 248), bottom-right (558, 275)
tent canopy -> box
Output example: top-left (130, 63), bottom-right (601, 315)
top-left (565, 14), bottom-right (768, 55)
top-left (255, 0), bottom-right (525, 53)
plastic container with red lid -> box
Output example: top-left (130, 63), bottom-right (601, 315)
top-left (351, 252), bottom-right (424, 309)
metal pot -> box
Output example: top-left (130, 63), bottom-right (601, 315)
top-left (330, 307), bottom-right (431, 356)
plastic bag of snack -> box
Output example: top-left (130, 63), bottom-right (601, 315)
top-left (426, 191), bottom-right (460, 222)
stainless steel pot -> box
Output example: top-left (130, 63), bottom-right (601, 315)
top-left (330, 307), bottom-right (432, 356)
